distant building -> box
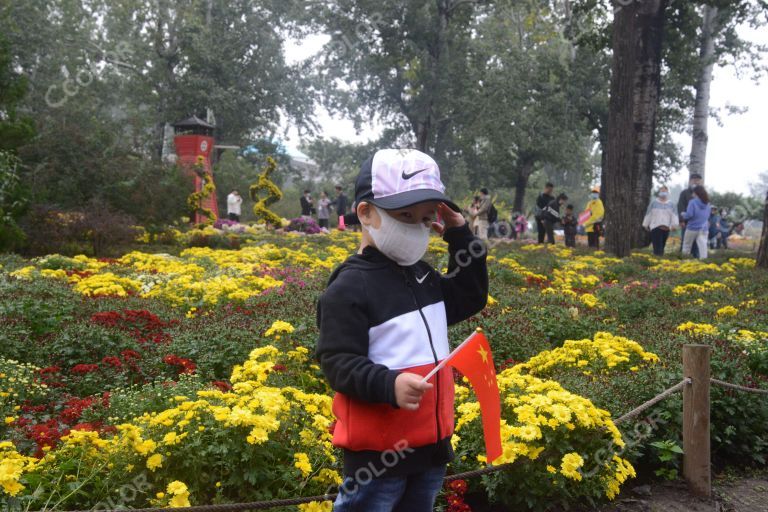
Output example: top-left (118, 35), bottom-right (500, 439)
top-left (285, 145), bottom-right (319, 180)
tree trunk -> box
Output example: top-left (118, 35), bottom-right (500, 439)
top-left (628, 0), bottom-right (666, 250)
top-left (603, 0), bottom-right (667, 258)
top-left (689, 5), bottom-right (718, 181)
top-left (413, 0), bottom-right (453, 152)
top-left (599, 127), bottom-right (608, 205)
top-left (513, 161), bottom-right (534, 213)
top-left (757, 191), bottom-right (768, 268)
top-left (416, 120), bottom-right (430, 152)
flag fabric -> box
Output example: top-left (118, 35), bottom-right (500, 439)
top-left (578, 209), bottom-right (592, 225)
top-left (446, 329), bottom-right (502, 464)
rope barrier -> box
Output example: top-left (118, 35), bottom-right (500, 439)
top-left (444, 462), bottom-right (514, 481)
top-left (711, 378), bottom-right (768, 395)
top-left (38, 376), bottom-right (766, 512)
top-left (613, 378), bottom-right (691, 424)
top-left (53, 465), bottom-right (519, 512)
top-left (59, 495), bottom-right (339, 512)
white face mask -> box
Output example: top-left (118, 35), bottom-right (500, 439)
top-left (364, 205), bottom-right (430, 266)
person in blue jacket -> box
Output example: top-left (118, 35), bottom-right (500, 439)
top-left (681, 185), bottom-right (712, 259)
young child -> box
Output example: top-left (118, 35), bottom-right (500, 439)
top-left (562, 204), bottom-right (578, 248)
top-left (511, 211), bottom-right (527, 240)
top-left (316, 149), bottom-right (488, 510)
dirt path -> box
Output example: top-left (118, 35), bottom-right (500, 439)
top-left (593, 473), bottom-right (768, 512)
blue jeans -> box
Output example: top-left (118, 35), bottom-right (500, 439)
top-left (333, 465), bottom-right (446, 512)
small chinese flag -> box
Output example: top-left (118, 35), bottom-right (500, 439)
top-left (445, 329), bottom-right (502, 464)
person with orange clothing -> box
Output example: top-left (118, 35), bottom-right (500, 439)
top-left (581, 186), bottom-right (605, 249)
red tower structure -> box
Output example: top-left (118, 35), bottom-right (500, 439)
top-left (173, 115), bottom-right (220, 225)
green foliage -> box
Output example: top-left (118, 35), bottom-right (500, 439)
top-left (269, 187), bottom-right (305, 221)
top-left (746, 347), bottom-right (768, 376)
top-left (526, 300), bottom-right (599, 347)
top-left (20, 201), bottom-right (139, 257)
top-left (706, 349), bottom-right (768, 465)
top-left (166, 315), bottom-right (271, 381)
top-left (0, 0), bottom-right (313, 240)
top-left (0, 275), bottom-right (77, 341)
top-left (650, 440), bottom-right (684, 480)
top-left (711, 191), bottom-right (763, 221)
top-left (81, 374), bottom-right (207, 425)
top-left (45, 323), bottom-right (142, 370)
top-left (107, 161), bottom-right (190, 228)
top-left (184, 229), bottom-right (244, 250)
top-left (301, 138), bottom-right (375, 185)
top-left (213, 153), bottom-right (258, 221)
top-left (0, 151), bottom-right (27, 251)
top-left (0, 34), bottom-right (34, 152)
top-left (483, 243), bottom-right (768, 472)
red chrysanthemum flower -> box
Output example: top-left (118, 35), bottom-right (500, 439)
top-left (71, 363), bottom-right (99, 375)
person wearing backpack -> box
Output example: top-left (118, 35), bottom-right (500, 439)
top-left (534, 182), bottom-right (555, 244)
top-left (487, 200), bottom-right (498, 236)
top-left (540, 193), bottom-right (568, 245)
top-left (562, 204), bottom-right (578, 248)
top-left (470, 187), bottom-right (492, 241)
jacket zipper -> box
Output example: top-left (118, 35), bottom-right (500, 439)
top-left (403, 267), bottom-right (442, 444)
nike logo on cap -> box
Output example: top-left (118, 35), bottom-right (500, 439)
top-left (402, 167), bottom-right (430, 180)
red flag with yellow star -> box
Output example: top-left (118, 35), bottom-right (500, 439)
top-left (440, 329), bottom-right (502, 463)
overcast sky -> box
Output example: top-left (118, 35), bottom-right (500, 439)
top-left (283, 22), bottom-right (767, 196)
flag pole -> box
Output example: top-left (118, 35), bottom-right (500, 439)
top-left (420, 328), bottom-right (483, 384)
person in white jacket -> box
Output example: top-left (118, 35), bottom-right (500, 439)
top-left (227, 190), bottom-right (243, 222)
top-left (642, 186), bottom-right (679, 256)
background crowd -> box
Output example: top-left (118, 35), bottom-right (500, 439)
top-left (223, 173), bottom-right (743, 261)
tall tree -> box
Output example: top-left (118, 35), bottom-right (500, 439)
top-left (0, 35), bottom-right (34, 153)
top-left (1, 0), bottom-right (313, 214)
top-left (686, 0), bottom-right (766, 182)
top-left (95, 0), bottom-right (315, 153)
top-left (311, 0), bottom-right (480, 156)
top-left (301, 138), bottom-right (376, 185)
top-left (688, 4), bottom-right (718, 180)
top-left (0, 30), bottom-right (33, 250)
top-left (751, 171), bottom-right (768, 199)
top-left (563, 0), bottom-right (689, 201)
top-left (603, 0), bottom-right (668, 257)
top-left (458, 0), bottom-right (594, 212)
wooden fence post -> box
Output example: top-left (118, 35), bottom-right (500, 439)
top-left (683, 344), bottom-right (711, 497)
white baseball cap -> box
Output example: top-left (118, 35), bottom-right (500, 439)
top-left (344, 149), bottom-right (460, 224)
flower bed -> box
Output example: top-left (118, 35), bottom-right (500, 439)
top-left (0, 234), bottom-right (766, 510)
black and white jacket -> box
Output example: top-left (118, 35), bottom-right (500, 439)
top-left (316, 223), bottom-right (488, 477)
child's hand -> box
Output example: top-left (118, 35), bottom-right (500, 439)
top-left (394, 373), bottom-right (433, 410)
top-left (432, 202), bottom-right (466, 235)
